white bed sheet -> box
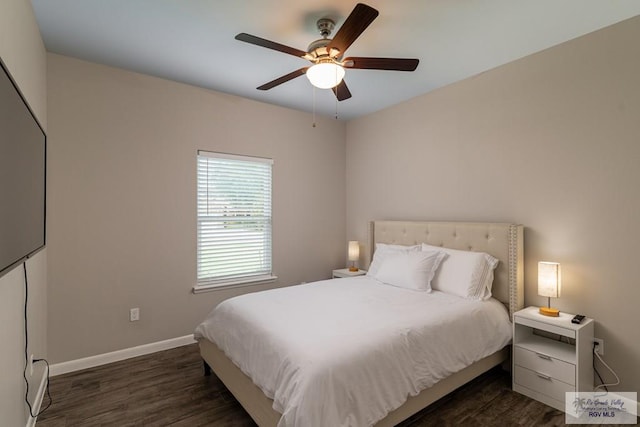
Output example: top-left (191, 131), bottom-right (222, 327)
top-left (194, 276), bottom-right (512, 427)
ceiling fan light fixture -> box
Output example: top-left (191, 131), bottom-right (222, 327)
top-left (236, 4), bottom-right (417, 102)
top-left (306, 62), bottom-right (345, 89)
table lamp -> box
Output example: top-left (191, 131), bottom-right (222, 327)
top-left (348, 241), bottom-right (360, 272)
top-left (538, 261), bottom-right (561, 317)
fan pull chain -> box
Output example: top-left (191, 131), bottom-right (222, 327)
top-left (335, 67), bottom-right (339, 120)
top-left (312, 86), bottom-right (317, 128)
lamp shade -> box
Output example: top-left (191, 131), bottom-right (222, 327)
top-left (348, 241), bottom-right (360, 262)
top-left (538, 262), bottom-right (561, 298)
top-left (306, 62), bottom-right (345, 89)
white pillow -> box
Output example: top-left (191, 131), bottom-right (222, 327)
top-left (372, 250), bottom-right (446, 291)
top-left (367, 243), bottom-right (421, 278)
top-left (422, 243), bottom-right (499, 300)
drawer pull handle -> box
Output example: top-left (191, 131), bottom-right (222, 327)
top-left (536, 373), bottom-right (552, 381)
top-left (535, 352), bottom-right (552, 361)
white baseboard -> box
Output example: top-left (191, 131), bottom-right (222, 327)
top-left (606, 392), bottom-right (638, 417)
top-left (26, 365), bottom-right (49, 427)
top-left (600, 392), bottom-right (638, 421)
top-left (49, 335), bottom-right (197, 377)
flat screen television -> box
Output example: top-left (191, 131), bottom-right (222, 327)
top-left (0, 58), bottom-right (46, 279)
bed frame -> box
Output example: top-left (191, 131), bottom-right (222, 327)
top-left (199, 220), bottom-right (524, 426)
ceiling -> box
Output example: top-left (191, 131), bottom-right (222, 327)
top-left (32, 1), bottom-right (640, 120)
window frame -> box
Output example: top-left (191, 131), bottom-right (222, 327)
top-left (193, 150), bottom-right (276, 293)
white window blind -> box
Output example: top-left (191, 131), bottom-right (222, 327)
top-left (196, 151), bottom-right (274, 289)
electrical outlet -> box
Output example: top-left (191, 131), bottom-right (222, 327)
top-left (593, 338), bottom-right (604, 355)
top-left (129, 307), bottom-right (140, 322)
top-left (29, 354), bottom-right (34, 376)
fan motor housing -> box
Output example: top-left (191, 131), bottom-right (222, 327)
top-left (307, 38), bottom-right (330, 53)
top-left (307, 39), bottom-right (341, 61)
top-left (306, 18), bottom-right (341, 60)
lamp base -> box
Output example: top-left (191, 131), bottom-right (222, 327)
top-left (539, 306), bottom-right (560, 317)
top-left (348, 266), bottom-right (359, 272)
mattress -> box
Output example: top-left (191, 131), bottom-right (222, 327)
top-left (194, 276), bottom-right (512, 427)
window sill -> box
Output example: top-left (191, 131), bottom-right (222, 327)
top-left (192, 275), bottom-right (278, 294)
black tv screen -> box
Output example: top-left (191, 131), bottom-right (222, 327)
top-left (0, 58), bottom-right (46, 278)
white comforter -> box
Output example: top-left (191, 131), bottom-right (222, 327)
top-left (194, 276), bottom-right (512, 427)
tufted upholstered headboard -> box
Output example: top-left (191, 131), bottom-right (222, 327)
top-left (367, 221), bottom-right (524, 319)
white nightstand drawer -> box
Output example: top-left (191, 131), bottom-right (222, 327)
top-left (514, 346), bottom-right (575, 386)
top-left (514, 365), bottom-right (574, 402)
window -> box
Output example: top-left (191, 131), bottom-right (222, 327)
top-left (195, 151), bottom-right (275, 291)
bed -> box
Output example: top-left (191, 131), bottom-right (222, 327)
top-left (195, 220), bottom-right (524, 426)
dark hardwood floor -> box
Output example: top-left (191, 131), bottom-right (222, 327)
top-left (36, 344), bottom-right (572, 426)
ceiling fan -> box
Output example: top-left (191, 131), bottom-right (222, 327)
top-left (235, 3), bottom-right (419, 101)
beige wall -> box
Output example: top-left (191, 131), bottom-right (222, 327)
top-left (346, 16), bottom-right (640, 393)
top-left (0, 0), bottom-right (48, 425)
top-left (47, 54), bottom-right (346, 363)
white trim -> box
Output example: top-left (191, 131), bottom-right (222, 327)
top-left (604, 392), bottom-right (639, 417)
top-left (607, 392), bottom-right (637, 415)
top-left (586, 392), bottom-right (638, 418)
top-left (26, 365), bottom-right (48, 427)
top-left (49, 335), bottom-right (196, 377)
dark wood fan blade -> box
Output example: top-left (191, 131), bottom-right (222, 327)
top-left (343, 57), bottom-right (419, 71)
top-left (257, 68), bottom-right (308, 90)
top-left (235, 33), bottom-right (307, 58)
top-left (332, 80), bottom-right (352, 101)
top-left (327, 3), bottom-right (379, 55)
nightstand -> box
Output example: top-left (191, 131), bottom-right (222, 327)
top-left (512, 306), bottom-right (594, 413)
top-left (332, 268), bottom-right (367, 278)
